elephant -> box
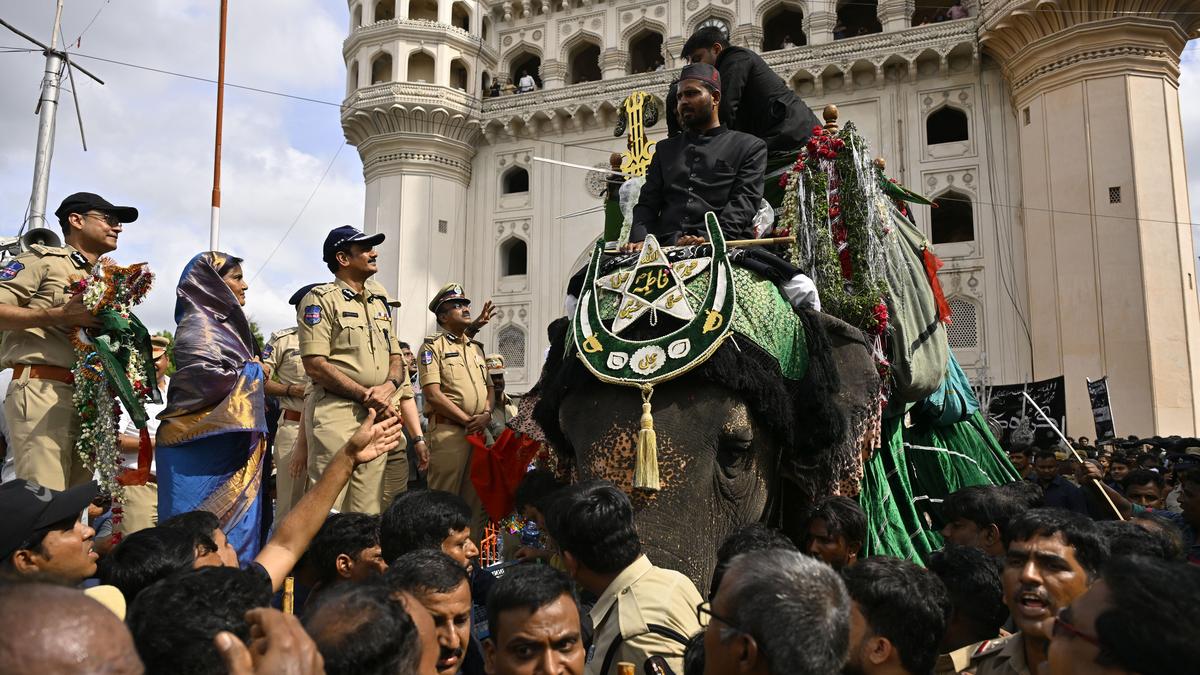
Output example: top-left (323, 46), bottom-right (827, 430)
top-left (530, 308), bottom-right (881, 591)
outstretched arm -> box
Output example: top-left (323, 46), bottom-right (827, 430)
top-left (254, 409), bottom-right (404, 590)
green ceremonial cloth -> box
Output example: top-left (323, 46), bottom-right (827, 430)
top-left (598, 265), bottom-right (809, 380)
top-left (859, 416), bottom-right (938, 562)
top-left (91, 309), bottom-right (155, 429)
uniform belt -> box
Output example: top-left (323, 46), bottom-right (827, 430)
top-left (13, 364), bottom-right (74, 385)
top-left (282, 409), bottom-right (303, 422)
top-left (431, 413), bottom-right (464, 427)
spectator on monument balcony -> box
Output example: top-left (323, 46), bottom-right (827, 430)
top-left (947, 0), bottom-right (970, 20)
top-left (517, 71), bottom-right (536, 93)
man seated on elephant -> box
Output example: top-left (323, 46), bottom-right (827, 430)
top-left (546, 480), bottom-right (703, 675)
top-left (626, 63), bottom-right (766, 252)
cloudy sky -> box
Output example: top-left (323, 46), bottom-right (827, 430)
top-left (2, 1), bottom-right (1199, 339)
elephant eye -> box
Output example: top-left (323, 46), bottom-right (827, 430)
top-left (718, 404), bottom-right (754, 456)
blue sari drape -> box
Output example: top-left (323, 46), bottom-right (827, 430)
top-left (157, 252), bottom-right (267, 563)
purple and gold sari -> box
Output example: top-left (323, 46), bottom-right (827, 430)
top-left (156, 251), bottom-right (267, 563)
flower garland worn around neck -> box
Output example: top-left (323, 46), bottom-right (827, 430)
top-left (68, 258), bottom-right (158, 501)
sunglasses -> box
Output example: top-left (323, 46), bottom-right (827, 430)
top-left (1052, 609), bottom-right (1100, 647)
top-left (84, 211), bottom-right (121, 226)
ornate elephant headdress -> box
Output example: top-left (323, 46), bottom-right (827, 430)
top-left (571, 212), bottom-right (736, 490)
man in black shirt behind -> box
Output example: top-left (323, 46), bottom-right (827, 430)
top-left (667, 26), bottom-right (822, 152)
top-left (627, 63), bottom-right (766, 251)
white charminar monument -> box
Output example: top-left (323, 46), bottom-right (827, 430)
top-left (340, 0), bottom-right (1200, 436)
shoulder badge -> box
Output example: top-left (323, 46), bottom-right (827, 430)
top-left (420, 348), bottom-right (434, 365)
top-left (0, 260), bottom-right (24, 281)
top-left (303, 305), bottom-right (322, 326)
top-left (262, 344), bottom-right (274, 359)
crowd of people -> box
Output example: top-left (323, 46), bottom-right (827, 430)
top-left (2, 439), bottom-right (1199, 675)
top-left (1, 18), bottom-right (1198, 675)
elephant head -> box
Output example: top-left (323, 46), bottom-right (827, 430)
top-left (531, 310), bottom-right (881, 591)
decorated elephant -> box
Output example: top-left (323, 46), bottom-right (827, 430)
top-left (518, 107), bottom-right (1015, 590)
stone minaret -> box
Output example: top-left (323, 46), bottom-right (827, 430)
top-left (341, 0), bottom-right (495, 338)
top-left (980, 1), bottom-right (1200, 434)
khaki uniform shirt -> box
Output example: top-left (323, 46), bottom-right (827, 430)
top-left (297, 278), bottom-right (405, 391)
top-left (0, 244), bottom-right (92, 368)
top-left (263, 328), bottom-right (309, 412)
top-left (959, 633), bottom-right (1033, 675)
top-left (417, 332), bottom-right (490, 417)
top-left (585, 555), bottom-right (704, 675)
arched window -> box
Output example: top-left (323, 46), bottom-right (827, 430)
top-left (696, 17), bottom-right (730, 39)
top-left (348, 61), bottom-right (360, 93)
top-left (370, 53), bottom-right (392, 85)
top-left (407, 51), bottom-right (435, 83)
top-left (628, 30), bottom-right (664, 74)
top-left (451, 1), bottom-right (470, 31)
top-left (835, 0), bottom-right (881, 39)
top-left (763, 6), bottom-right (806, 50)
top-left (500, 238), bottom-right (528, 276)
top-left (483, 16), bottom-right (492, 41)
top-left (510, 52), bottom-right (542, 89)
top-left (481, 71), bottom-right (492, 95)
top-left (497, 325), bottom-right (527, 370)
top-left (568, 41), bottom-right (601, 84)
top-left (374, 0), bottom-right (395, 22)
top-left (352, 4), bottom-right (363, 27)
top-left (451, 59), bottom-right (469, 90)
top-left (502, 166), bottom-right (529, 194)
top-left (927, 107), bottom-right (969, 144)
top-left (946, 297), bottom-right (979, 350)
top-left (408, 0), bottom-right (437, 21)
top-left (931, 190), bottom-right (974, 244)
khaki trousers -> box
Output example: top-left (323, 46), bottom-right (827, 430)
top-left (426, 419), bottom-right (486, 533)
top-left (379, 436), bottom-right (409, 513)
top-left (273, 416), bottom-right (308, 521)
top-left (305, 389), bottom-right (385, 514)
top-left (5, 374), bottom-right (89, 490)
top-left (115, 483), bottom-right (158, 536)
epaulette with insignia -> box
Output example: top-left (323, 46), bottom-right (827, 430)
top-left (28, 244), bottom-right (69, 256)
top-left (269, 327), bottom-right (297, 341)
top-left (307, 283), bottom-right (337, 297)
top-left (424, 334), bottom-right (440, 344)
top-left (969, 635), bottom-right (1012, 660)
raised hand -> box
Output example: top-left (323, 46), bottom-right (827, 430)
top-left (344, 409), bottom-right (405, 465)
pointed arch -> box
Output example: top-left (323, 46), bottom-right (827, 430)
top-left (926, 105), bottom-right (969, 144)
top-left (627, 25), bottom-right (665, 74)
top-left (406, 48), bottom-right (436, 83)
top-left (370, 50), bottom-right (394, 85)
top-left (759, 0), bottom-right (808, 50)
top-left (686, 9), bottom-right (734, 38)
top-left (561, 30), bottom-right (603, 83)
top-left (930, 188), bottom-right (974, 244)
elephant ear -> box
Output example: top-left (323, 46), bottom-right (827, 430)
top-left (772, 310), bottom-right (880, 522)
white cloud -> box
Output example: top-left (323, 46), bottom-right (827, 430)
top-left (0, 0), bottom-right (360, 337)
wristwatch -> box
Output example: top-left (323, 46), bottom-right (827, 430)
top-left (411, 435), bottom-right (425, 445)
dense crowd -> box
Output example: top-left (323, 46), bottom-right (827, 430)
top-left (1, 439), bottom-right (1198, 675)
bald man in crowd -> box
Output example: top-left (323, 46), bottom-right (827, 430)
top-left (0, 583), bottom-right (144, 674)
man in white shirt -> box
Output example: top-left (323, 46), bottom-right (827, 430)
top-left (517, 71), bottom-right (536, 93)
top-left (115, 335), bottom-right (171, 537)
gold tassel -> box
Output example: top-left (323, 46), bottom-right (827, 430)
top-left (634, 385), bottom-right (660, 491)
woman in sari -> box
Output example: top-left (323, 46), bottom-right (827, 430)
top-left (156, 251), bottom-right (267, 562)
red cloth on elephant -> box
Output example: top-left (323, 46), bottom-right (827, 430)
top-left (468, 429), bottom-right (541, 522)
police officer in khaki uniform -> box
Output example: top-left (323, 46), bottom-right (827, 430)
top-left (0, 192), bottom-right (137, 490)
top-left (262, 284), bottom-right (319, 520)
top-left (298, 226), bottom-right (427, 514)
top-left (418, 284), bottom-right (496, 529)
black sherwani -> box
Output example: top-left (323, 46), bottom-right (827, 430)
top-left (631, 125), bottom-right (766, 243)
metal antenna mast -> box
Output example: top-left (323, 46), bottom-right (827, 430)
top-left (1, 2), bottom-right (105, 241)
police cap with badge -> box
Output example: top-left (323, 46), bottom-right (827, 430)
top-left (428, 283), bottom-right (471, 314)
top-left (322, 225), bottom-right (386, 265)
